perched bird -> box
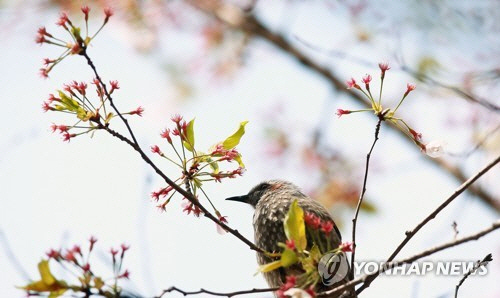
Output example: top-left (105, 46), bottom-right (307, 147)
top-left (227, 180), bottom-right (355, 298)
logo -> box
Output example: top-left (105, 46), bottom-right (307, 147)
top-left (318, 252), bottom-right (350, 285)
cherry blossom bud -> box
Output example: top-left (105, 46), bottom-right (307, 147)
top-left (362, 74), bottom-right (372, 85)
top-left (283, 288), bottom-right (313, 298)
top-left (339, 241), bottom-right (353, 252)
top-left (336, 109), bottom-right (351, 118)
top-left (378, 62), bottom-right (390, 79)
top-left (404, 83), bottom-right (416, 97)
top-left (346, 78), bottom-right (360, 89)
top-left (423, 140), bottom-right (446, 158)
top-left (104, 7), bottom-right (113, 23)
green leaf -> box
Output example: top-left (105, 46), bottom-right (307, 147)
top-left (203, 156), bottom-right (220, 174)
top-left (76, 108), bottom-right (88, 121)
top-left (193, 177), bottom-right (203, 188)
top-left (209, 159), bottom-right (219, 174)
top-left (284, 199), bottom-right (307, 251)
top-left (222, 121), bottom-right (248, 149)
top-left (105, 112), bottom-right (114, 124)
top-left (258, 260), bottom-right (282, 273)
top-left (71, 27), bottom-right (83, 44)
top-left (58, 91), bottom-right (80, 112)
top-left (39, 260), bottom-right (56, 285)
top-left (93, 277), bottom-right (104, 289)
top-left (19, 260), bottom-right (68, 294)
top-left (280, 248), bottom-right (298, 267)
top-left (360, 200), bottom-right (377, 213)
top-left (48, 289), bottom-right (67, 298)
top-left (54, 104), bottom-right (65, 111)
top-left (233, 154), bottom-right (245, 168)
top-left (183, 118), bottom-right (196, 152)
top-left (310, 244), bottom-right (321, 261)
top-left (194, 153), bottom-right (220, 174)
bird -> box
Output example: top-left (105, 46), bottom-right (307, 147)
top-left (226, 180), bottom-right (355, 298)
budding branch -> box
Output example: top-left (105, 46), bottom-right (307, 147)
top-left (156, 286), bottom-right (278, 297)
top-left (320, 219), bottom-right (500, 297)
top-left (81, 49), bottom-right (264, 254)
top-left (351, 115), bottom-right (383, 279)
top-left (356, 152), bottom-right (500, 294)
top-left (190, 0), bottom-right (500, 213)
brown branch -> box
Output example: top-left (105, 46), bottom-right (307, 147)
top-left (355, 153), bottom-right (500, 294)
top-left (76, 48), bottom-right (263, 253)
top-left (454, 253), bottom-right (493, 298)
top-left (319, 220), bottom-right (500, 297)
top-left (401, 65), bottom-right (500, 112)
top-left (81, 51), bottom-right (140, 146)
top-left (156, 286), bottom-right (277, 297)
top-left (102, 125), bottom-right (264, 253)
top-left (351, 116), bottom-right (383, 279)
top-left (292, 38), bottom-right (500, 113)
top-left (190, 0), bottom-right (500, 213)
top-left (156, 220), bottom-right (498, 298)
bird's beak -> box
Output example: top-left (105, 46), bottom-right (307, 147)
top-left (225, 194), bottom-right (249, 203)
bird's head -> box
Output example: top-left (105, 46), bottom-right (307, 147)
top-left (226, 180), bottom-right (297, 208)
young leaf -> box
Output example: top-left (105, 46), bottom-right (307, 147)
top-left (233, 154), bottom-right (245, 168)
top-left (222, 121), bottom-right (248, 149)
top-left (195, 153), bottom-right (220, 174)
top-left (58, 91), bottom-right (80, 112)
top-left (208, 158), bottom-right (219, 174)
top-left (309, 244), bottom-right (321, 261)
top-left (39, 260), bottom-right (56, 285)
top-left (259, 260), bottom-right (282, 273)
top-left (183, 118), bottom-right (196, 152)
top-left (105, 112), bottom-right (114, 124)
top-left (93, 277), bottom-right (104, 289)
top-left (284, 199), bottom-right (307, 251)
top-left (280, 248), bottom-right (298, 267)
top-left (19, 260), bottom-right (68, 293)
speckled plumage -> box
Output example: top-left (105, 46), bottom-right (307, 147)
top-left (230, 180), bottom-right (355, 298)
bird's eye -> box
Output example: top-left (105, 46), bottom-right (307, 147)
top-left (257, 183), bottom-right (270, 191)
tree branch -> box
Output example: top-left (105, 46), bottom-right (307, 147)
top-left (454, 253), bottom-right (493, 298)
top-left (355, 153), bottom-right (500, 294)
top-left (156, 286), bottom-right (277, 297)
top-left (319, 220), bottom-right (500, 297)
top-left (401, 65), bottom-right (500, 112)
top-left (75, 48), bottom-right (264, 254)
top-left (102, 125), bottom-right (264, 253)
top-left (190, 0), bottom-right (500, 213)
top-left (82, 51), bottom-right (140, 146)
top-left (351, 116), bottom-right (383, 279)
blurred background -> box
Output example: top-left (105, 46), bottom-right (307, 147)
top-left (1, 0), bottom-right (499, 297)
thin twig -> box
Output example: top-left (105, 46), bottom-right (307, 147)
top-left (102, 126), bottom-right (264, 253)
top-left (401, 65), bottom-right (500, 112)
top-left (318, 220), bottom-right (500, 297)
top-left (76, 48), bottom-right (264, 253)
top-left (454, 253), bottom-right (493, 298)
top-left (293, 38), bottom-right (500, 113)
top-left (190, 0), bottom-right (500, 213)
top-left (355, 153), bottom-right (500, 294)
top-left (156, 286), bottom-right (278, 297)
top-left (81, 51), bottom-right (139, 146)
top-left (350, 116), bottom-right (383, 279)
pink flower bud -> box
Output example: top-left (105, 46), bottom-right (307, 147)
top-left (422, 140), bottom-right (446, 158)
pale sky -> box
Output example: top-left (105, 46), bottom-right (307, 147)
top-left (1, 2), bottom-right (499, 297)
